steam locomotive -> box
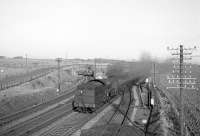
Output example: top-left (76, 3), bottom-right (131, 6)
top-left (72, 78), bottom-right (118, 113)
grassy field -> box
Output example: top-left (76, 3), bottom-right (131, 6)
top-left (0, 58), bottom-right (57, 79)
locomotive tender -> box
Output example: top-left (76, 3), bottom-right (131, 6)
top-left (72, 79), bottom-right (118, 113)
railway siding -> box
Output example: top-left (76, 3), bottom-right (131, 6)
top-left (132, 84), bottom-right (164, 136)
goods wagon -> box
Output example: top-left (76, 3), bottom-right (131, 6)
top-left (72, 79), bottom-right (118, 113)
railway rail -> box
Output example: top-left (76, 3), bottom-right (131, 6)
top-left (0, 83), bottom-right (81, 127)
top-left (34, 77), bottom-right (162, 136)
top-left (0, 77), bottom-right (85, 136)
top-left (38, 95), bottom-right (121, 136)
top-left (0, 77), bottom-right (162, 136)
top-left (0, 100), bottom-right (73, 136)
top-left (77, 77), bottom-right (150, 136)
top-left (40, 112), bottom-right (93, 136)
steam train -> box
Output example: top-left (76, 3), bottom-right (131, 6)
top-left (72, 78), bottom-right (118, 113)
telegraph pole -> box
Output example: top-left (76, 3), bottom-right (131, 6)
top-left (25, 54), bottom-right (27, 67)
top-left (167, 45), bottom-right (196, 136)
top-left (94, 58), bottom-right (96, 78)
top-left (151, 62), bottom-right (158, 87)
top-left (179, 45), bottom-right (184, 136)
top-left (153, 62), bottom-right (156, 86)
top-left (25, 54), bottom-right (28, 73)
top-left (55, 58), bottom-right (62, 92)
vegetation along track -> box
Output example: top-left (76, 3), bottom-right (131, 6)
top-left (183, 97), bottom-right (200, 136)
top-left (0, 86), bottom-right (76, 126)
top-left (0, 67), bottom-right (55, 91)
top-left (157, 87), bottom-right (200, 135)
top-left (0, 100), bottom-right (73, 136)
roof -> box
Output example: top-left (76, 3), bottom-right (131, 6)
top-left (77, 80), bottom-right (105, 90)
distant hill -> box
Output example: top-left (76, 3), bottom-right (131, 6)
top-left (0, 56), bottom-right (6, 59)
top-left (13, 56), bottom-right (23, 59)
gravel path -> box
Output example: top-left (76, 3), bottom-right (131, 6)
top-left (158, 91), bottom-right (169, 136)
top-left (129, 86), bottom-right (139, 125)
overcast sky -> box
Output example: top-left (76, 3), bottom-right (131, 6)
top-left (0, 0), bottom-right (200, 60)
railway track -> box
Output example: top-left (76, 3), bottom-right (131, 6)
top-left (0, 78), bottom-right (86, 136)
top-left (0, 78), bottom-right (147, 136)
top-left (61, 78), bottom-right (152, 136)
top-left (0, 86), bottom-right (76, 126)
top-left (87, 78), bottom-right (148, 136)
top-left (40, 113), bottom-right (93, 136)
top-left (0, 100), bottom-right (73, 136)
top-left (37, 96), bottom-right (122, 136)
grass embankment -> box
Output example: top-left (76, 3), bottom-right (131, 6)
top-left (0, 58), bottom-right (56, 79)
top-left (0, 70), bottom-right (78, 117)
top-left (155, 61), bottom-right (200, 135)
